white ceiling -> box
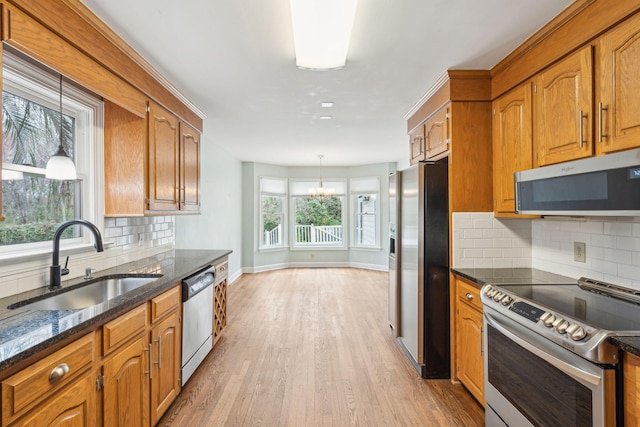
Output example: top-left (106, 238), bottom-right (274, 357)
top-left (81, 0), bottom-right (573, 167)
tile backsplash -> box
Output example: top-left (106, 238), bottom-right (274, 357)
top-left (0, 216), bottom-right (175, 298)
top-left (453, 212), bottom-right (640, 290)
top-left (452, 212), bottom-right (532, 269)
top-left (531, 217), bottom-right (640, 289)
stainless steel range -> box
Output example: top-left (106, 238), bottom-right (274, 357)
top-left (482, 277), bottom-right (640, 427)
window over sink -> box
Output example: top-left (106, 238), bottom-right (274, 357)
top-left (0, 50), bottom-right (104, 254)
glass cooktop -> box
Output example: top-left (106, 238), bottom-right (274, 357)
top-left (497, 282), bottom-right (640, 332)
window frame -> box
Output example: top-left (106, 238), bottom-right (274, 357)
top-left (258, 176), bottom-right (288, 250)
top-left (0, 51), bottom-right (104, 257)
top-left (350, 176), bottom-right (380, 249)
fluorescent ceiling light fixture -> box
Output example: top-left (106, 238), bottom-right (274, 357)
top-left (319, 116), bottom-right (332, 120)
top-left (321, 101), bottom-right (334, 108)
top-left (290, 0), bottom-right (358, 70)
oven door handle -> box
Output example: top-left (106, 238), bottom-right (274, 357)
top-left (485, 311), bottom-right (603, 386)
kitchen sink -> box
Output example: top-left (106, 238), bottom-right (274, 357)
top-left (8, 275), bottom-right (163, 311)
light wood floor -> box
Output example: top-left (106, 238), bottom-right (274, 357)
top-left (159, 268), bottom-right (484, 426)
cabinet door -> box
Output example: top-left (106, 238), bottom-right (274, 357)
top-left (533, 45), bottom-right (593, 166)
top-left (103, 335), bottom-right (150, 427)
top-left (493, 83), bottom-right (533, 213)
top-left (425, 106), bottom-right (450, 159)
top-left (597, 13), bottom-right (640, 154)
top-left (456, 300), bottom-right (484, 405)
top-left (148, 101), bottom-right (180, 212)
top-left (150, 311), bottom-right (181, 425)
top-left (11, 375), bottom-right (96, 427)
top-left (179, 122), bottom-right (201, 212)
top-left (409, 125), bottom-right (425, 165)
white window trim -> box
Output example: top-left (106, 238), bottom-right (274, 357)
top-left (0, 52), bottom-right (104, 260)
top-left (258, 176), bottom-right (288, 251)
top-left (350, 177), bottom-right (381, 249)
top-left (289, 178), bottom-right (348, 250)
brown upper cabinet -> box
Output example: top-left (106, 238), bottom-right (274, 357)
top-left (409, 125), bottom-right (425, 165)
top-left (532, 45), bottom-right (593, 167)
top-left (147, 101), bottom-right (201, 214)
top-left (179, 123), bottom-right (201, 212)
top-left (492, 83), bottom-right (533, 214)
top-left (424, 105), bottom-right (450, 160)
top-left (409, 104), bottom-right (450, 165)
top-left (407, 71), bottom-right (493, 213)
top-left (148, 101), bottom-right (181, 212)
top-left (596, 12), bottom-right (640, 154)
top-left (0, 0), bottom-right (203, 219)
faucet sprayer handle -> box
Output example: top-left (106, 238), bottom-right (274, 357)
top-left (61, 256), bottom-right (70, 276)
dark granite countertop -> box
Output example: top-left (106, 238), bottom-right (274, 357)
top-left (451, 267), bottom-right (640, 358)
top-left (451, 267), bottom-right (576, 287)
top-left (0, 249), bottom-right (231, 375)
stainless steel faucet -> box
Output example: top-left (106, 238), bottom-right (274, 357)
top-left (50, 219), bottom-right (104, 289)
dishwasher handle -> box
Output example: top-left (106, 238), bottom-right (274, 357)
top-left (182, 265), bottom-right (216, 301)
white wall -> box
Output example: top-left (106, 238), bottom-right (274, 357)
top-left (175, 136), bottom-right (243, 282)
top-left (243, 161), bottom-right (396, 272)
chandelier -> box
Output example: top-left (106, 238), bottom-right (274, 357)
top-left (309, 154), bottom-right (334, 204)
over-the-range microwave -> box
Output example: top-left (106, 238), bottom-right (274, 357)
top-left (515, 148), bottom-right (640, 216)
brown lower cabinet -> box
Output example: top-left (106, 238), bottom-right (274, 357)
top-left (624, 352), bottom-right (640, 426)
top-left (451, 274), bottom-right (485, 405)
top-left (1, 285), bottom-right (182, 427)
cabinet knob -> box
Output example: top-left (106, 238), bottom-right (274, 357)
top-left (465, 292), bottom-right (474, 300)
top-left (49, 363), bottom-right (70, 381)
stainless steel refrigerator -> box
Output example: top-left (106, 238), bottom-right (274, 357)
top-left (394, 160), bottom-right (449, 379)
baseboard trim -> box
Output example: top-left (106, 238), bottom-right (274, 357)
top-left (242, 262), bottom-right (389, 274)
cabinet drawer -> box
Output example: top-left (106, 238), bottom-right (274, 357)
top-left (103, 304), bottom-right (147, 355)
top-left (457, 278), bottom-right (482, 312)
top-left (150, 285), bottom-right (180, 324)
top-left (1, 332), bottom-right (95, 424)
top-left (214, 259), bottom-right (228, 283)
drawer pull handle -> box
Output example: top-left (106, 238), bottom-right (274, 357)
top-left (465, 292), bottom-right (474, 300)
top-left (49, 363), bottom-right (70, 381)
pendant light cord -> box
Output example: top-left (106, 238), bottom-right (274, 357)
top-left (58, 74), bottom-right (63, 150)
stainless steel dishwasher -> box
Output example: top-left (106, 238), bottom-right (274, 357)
top-left (181, 265), bottom-right (215, 384)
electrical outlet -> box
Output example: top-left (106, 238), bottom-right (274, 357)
top-left (574, 242), bottom-right (586, 263)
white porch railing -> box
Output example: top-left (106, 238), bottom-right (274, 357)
top-left (263, 224), bottom-right (282, 247)
top-left (295, 224), bottom-right (342, 245)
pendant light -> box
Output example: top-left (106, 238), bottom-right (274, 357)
top-left (309, 154), bottom-right (334, 204)
top-left (45, 75), bottom-right (77, 180)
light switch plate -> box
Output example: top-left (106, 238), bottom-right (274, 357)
top-left (574, 242), bottom-right (586, 263)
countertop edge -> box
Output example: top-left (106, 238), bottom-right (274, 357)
top-left (0, 249), bottom-right (231, 376)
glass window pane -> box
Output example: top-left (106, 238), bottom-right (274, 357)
top-left (1, 90), bottom-right (80, 246)
top-left (294, 196), bottom-right (343, 246)
top-left (355, 194), bottom-right (377, 246)
top-left (262, 195), bottom-right (283, 247)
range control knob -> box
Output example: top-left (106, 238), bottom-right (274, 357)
top-left (500, 295), bottom-right (513, 306)
top-left (493, 292), bottom-right (503, 302)
top-left (553, 318), bottom-right (570, 334)
top-left (566, 324), bottom-right (587, 341)
top-left (483, 285), bottom-right (494, 296)
top-left (540, 312), bottom-right (556, 327)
